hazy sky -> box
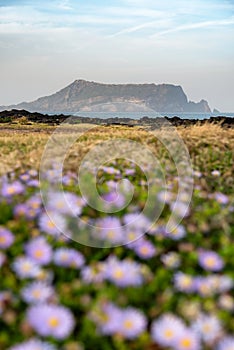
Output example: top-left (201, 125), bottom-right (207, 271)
top-left (0, 0), bottom-right (233, 111)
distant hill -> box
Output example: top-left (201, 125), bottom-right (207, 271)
top-left (0, 80), bottom-right (211, 113)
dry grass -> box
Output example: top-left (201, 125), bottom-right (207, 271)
top-left (0, 123), bottom-right (233, 184)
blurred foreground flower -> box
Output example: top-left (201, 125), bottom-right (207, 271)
top-left (10, 338), bottom-right (57, 350)
top-left (27, 304), bottom-right (75, 339)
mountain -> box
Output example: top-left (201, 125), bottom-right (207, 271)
top-left (0, 80), bottom-right (211, 113)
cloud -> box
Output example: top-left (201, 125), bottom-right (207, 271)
top-left (58, 0), bottom-right (72, 11)
top-left (99, 7), bottom-right (166, 18)
top-left (108, 19), bottom-right (173, 37)
top-left (0, 4), bottom-right (135, 34)
top-left (150, 17), bottom-right (234, 38)
top-left (120, 0), bottom-right (157, 6)
top-left (103, 0), bottom-right (234, 38)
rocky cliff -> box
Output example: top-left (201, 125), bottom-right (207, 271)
top-left (1, 109), bottom-right (233, 128)
top-left (0, 80), bottom-right (211, 113)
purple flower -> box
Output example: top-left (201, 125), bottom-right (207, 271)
top-left (25, 208), bottom-right (40, 220)
top-left (211, 170), bottom-right (221, 177)
top-left (198, 250), bottom-right (224, 271)
top-left (13, 203), bottom-right (28, 217)
top-left (93, 303), bottom-right (146, 339)
top-left (47, 191), bottom-right (84, 217)
top-left (171, 201), bottom-right (190, 218)
top-left (26, 179), bottom-right (39, 187)
top-left (1, 181), bottom-right (25, 197)
top-left (157, 190), bottom-right (173, 204)
top-left (175, 329), bottom-right (201, 350)
top-left (118, 308), bottom-right (147, 339)
top-left (44, 168), bottom-right (61, 183)
top-left (94, 217), bottom-right (124, 244)
top-left (26, 194), bottom-right (42, 212)
top-left (124, 228), bottom-right (143, 244)
top-left (218, 295), bottom-right (234, 311)
top-left (100, 166), bottom-right (120, 175)
top-left (54, 248), bottom-right (85, 268)
top-left (161, 252), bottom-right (181, 269)
top-left (28, 169), bottom-right (38, 177)
top-left (174, 272), bottom-right (195, 293)
top-left (204, 275), bottom-right (233, 294)
top-left (12, 256), bottom-right (42, 279)
top-left (27, 304), bottom-right (75, 339)
top-left (96, 302), bottom-right (122, 335)
top-left (216, 336), bottom-right (234, 350)
top-left (38, 211), bottom-right (67, 236)
top-left (125, 168), bottom-right (135, 176)
top-left (81, 265), bottom-right (105, 284)
top-left (123, 213), bottom-right (151, 233)
top-left (0, 226), bottom-right (14, 249)
top-left (25, 237), bottom-right (52, 265)
top-left (217, 275), bottom-right (233, 293)
top-left (36, 269), bottom-right (54, 284)
top-left (62, 173), bottom-right (76, 186)
top-left (103, 256), bottom-right (144, 287)
top-left (165, 224), bottom-right (186, 240)
top-left (21, 281), bottom-right (54, 304)
top-left (192, 313), bottom-right (222, 344)
top-left (102, 191), bottom-right (126, 209)
top-left (194, 276), bottom-right (215, 297)
top-left (10, 338), bottom-right (57, 350)
top-left (19, 173), bottom-right (30, 182)
top-left (214, 192), bottom-right (229, 205)
top-left (106, 180), bottom-right (117, 190)
top-left (131, 238), bottom-right (156, 259)
top-left (151, 313), bottom-right (185, 347)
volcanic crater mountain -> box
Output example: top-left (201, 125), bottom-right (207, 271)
top-left (0, 80), bottom-right (211, 114)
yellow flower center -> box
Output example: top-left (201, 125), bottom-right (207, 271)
top-left (200, 285), bottom-right (210, 294)
top-left (22, 263), bottom-right (31, 272)
top-left (47, 221), bottom-right (55, 228)
top-left (164, 329), bottom-right (173, 338)
top-left (128, 232), bottom-right (135, 240)
top-left (48, 317), bottom-right (59, 328)
top-left (57, 201), bottom-right (65, 209)
top-left (124, 320), bottom-right (133, 329)
top-left (202, 324), bottom-right (211, 333)
top-left (32, 202), bottom-right (40, 209)
top-left (107, 230), bottom-right (115, 239)
top-left (101, 314), bottom-right (109, 323)
top-left (182, 277), bottom-right (192, 287)
top-left (61, 253), bottom-right (68, 261)
top-left (7, 187), bottom-right (15, 194)
top-left (0, 236), bottom-right (6, 244)
top-left (37, 270), bottom-right (46, 280)
top-left (34, 249), bottom-right (43, 258)
top-left (171, 228), bottom-right (179, 235)
top-left (113, 268), bottom-right (124, 279)
top-left (32, 290), bottom-right (41, 298)
top-left (205, 257), bottom-right (215, 267)
top-left (17, 208), bottom-right (25, 215)
top-left (181, 338), bottom-right (192, 348)
top-left (140, 246), bottom-right (149, 255)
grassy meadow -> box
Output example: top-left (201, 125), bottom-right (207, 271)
top-left (0, 121), bottom-right (234, 350)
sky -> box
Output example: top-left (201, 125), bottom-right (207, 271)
top-left (0, 0), bottom-right (233, 111)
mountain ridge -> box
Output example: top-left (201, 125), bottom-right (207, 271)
top-left (0, 80), bottom-right (211, 113)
